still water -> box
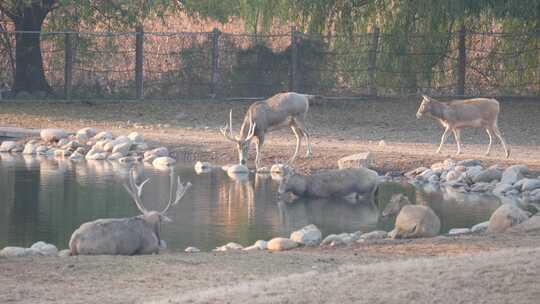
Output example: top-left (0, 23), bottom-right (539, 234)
top-left (0, 154), bottom-right (505, 251)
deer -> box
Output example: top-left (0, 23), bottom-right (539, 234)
top-left (416, 95), bottom-right (510, 158)
top-left (220, 92), bottom-right (318, 169)
top-left (69, 167), bottom-right (191, 255)
top-left (277, 167), bottom-right (379, 200)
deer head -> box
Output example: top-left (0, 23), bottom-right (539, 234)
top-left (416, 95), bottom-right (433, 119)
top-left (123, 167), bottom-right (192, 244)
top-left (220, 109), bottom-right (256, 166)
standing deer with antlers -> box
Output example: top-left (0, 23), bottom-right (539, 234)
top-left (69, 167), bottom-right (191, 255)
top-left (221, 92), bottom-right (317, 169)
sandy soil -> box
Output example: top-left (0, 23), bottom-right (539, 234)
top-left (1, 97), bottom-right (540, 303)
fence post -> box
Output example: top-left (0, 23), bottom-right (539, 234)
top-left (210, 28), bottom-right (221, 97)
top-left (64, 32), bottom-right (74, 100)
top-left (367, 27), bottom-right (380, 96)
top-left (135, 25), bottom-right (144, 99)
top-left (457, 25), bottom-right (466, 96)
top-left (289, 26), bottom-right (298, 92)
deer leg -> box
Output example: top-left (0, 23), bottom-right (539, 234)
top-left (436, 126), bottom-right (451, 154)
top-left (452, 129), bottom-right (462, 155)
top-left (485, 128), bottom-right (493, 156)
top-left (288, 125), bottom-right (302, 164)
top-left (254, 136), bottom-right (264, 169)
top-left (293, 118), bottom-right (313, 158)
top-left (492, 125), bottom-right (510, 158)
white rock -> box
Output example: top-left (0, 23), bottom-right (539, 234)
top-left (58, 249), bottom-right (71, 257)
top-left (267, 237), bottom-right (298, 251)
top-left (69, 152), bottom-right (84, 161)
top-left (77, 127), bottom-right (97, 138)
top-left (448, 228), bottom-right (470, 235)
top-left (521, 179), bottom-right (540, 192)
top-left (22, 142), bottom-right (37, 155)
top-left (359, 230), bottom-right (388, 240)
top-left (0, 141), bottom-right (18, 152)
top-left (501, 165), bottom-right (528, 185)
top-left (214, 242), bottom-right (244, 251)
top-left (320, 234), bottom-right (344, 246)
top-left (0, 247), bottom-right (31, 258)
top-left (40, 128), bottom-right (68, 142)
top-left (112, 142), bottom-right (132, 156)
top-left (152, 156), bottom-right (176, 169)
top-left (471, 221), bottom-right (490, 233)
top-left (338, 152), bottom-right (374, 169)
top-left (488, 204), bottom-right (529, 233)
top-left (94, 131), bottom-right (113, 141)
top-left (184, 246), bottom-right (201, 253)
top-left (30, 241), bottom-right (58, 256)
top-left (128, 132), bottom-right (144, 143)
top-left (107, 152), bottom-right (124, 160)
top-left (113, 135), bottom-right (131, 145)
top-left (290, 224), bottom-right (322, 246)
top-left (86, 152), bottom-right (108, 160)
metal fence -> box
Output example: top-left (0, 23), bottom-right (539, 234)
top-left (0, 28), bottom-right (539, 100)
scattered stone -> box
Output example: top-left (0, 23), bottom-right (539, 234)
top-left (501, 165), bottom-right (528, 185)
top-left (0, 247), bottom-right (31, 258)
top-left (112, 142), bottom-right (132, 156)
top-left (214, 242), bottom-right (244, 252)
top-left (128, 132), bottom-right (143, 143)
top-left (359, 230), bottom-right (387, 240)
top-left (94, 131), bottom-right (113, 141)
top-left (389, 205), bottom-right (441, 239)
top-left (86, 152), bottom-right (108, 160)
top-left (77, 127), bottom-right (97, 138)
top-left (445, 170), bottom-right (461, 181)
top-left (69, 152), bottom-right (84, 161)
top-left (448, 228), bottom-right (470, 235)
top-left (58, 249), bottom-right (72, 257)
top-left (290, 224), bottom-right (322, 246)
top-left (35, 145), bottom-right (49, 155)
top-left (493, 183), bottom-right (513, 196)
top-left (337, 152), bottom-right (374, 169)
top-left (471, 221), bottom-right (490, 233)
top-left (152, 156), bottom-right (176, 169)
top-left (471, 168), bottom-right (502, 184)
top-left (267, 237), bottom-right (298, 251)
top-left (107, 152), bottom-right (124, 160)
top-left (55, 149), bottom-right (72, 158)
top-left (508, 215), bottom-right (540, 233)
top-left (520, 179), bottom-right (540, 192)
top-left (144, 147), bottom-right (169, 162)
top-left (488, 204), bottom-right (529, 233)
top-left (184, 247), bottom-right (201, 253)
top-left (470, 182), bottom-right (496, 193)
top-left (320, 234), bottom-right (343, 246)
top-left (40, 128), bottom-right (68, 142)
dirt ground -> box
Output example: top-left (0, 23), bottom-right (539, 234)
top-left (1, 97), bottom-right (540, 303)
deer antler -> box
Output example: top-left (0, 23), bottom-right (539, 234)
top-left (243, 110), bottom-right (257, 142)
top-left (124, 167), bottom-right (150, 214)
top-left (161, 169), bottom-right (192, 215)
top-left (220, 109), bottom-right (240, 143)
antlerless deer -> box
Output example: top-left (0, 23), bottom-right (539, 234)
top-left (69, 168), bottom-right (191, 255)
top-left (221, 92), bottom-right (318, 169)
top-left (416, 95), bottom-right (510, 158)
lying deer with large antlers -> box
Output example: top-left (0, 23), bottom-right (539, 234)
top-left (69, 167), bottom-right (191, 255)
top-left (221, 92), bottom-right (318, 169)
top-left (416, 95), bottom-right (510, 158)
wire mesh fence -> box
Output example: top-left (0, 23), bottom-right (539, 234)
top-left (0, 28), bottom-right (539, 100)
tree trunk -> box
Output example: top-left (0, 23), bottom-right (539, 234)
top-left (11, 6), bottom-right (52, 95)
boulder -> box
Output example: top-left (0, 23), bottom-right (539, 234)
top-left (338, 152), bottom-right (374, 169)
top-left (445, 170), bottom-right (461, 182)
top-left (22, 142), bottom-right (37, 155)
top-left (470, 182), bottom-right (496, 193)
top-left (0, 247), bottom-right (32, 258)
top-left (77, 127), bottom-right (97, 138)
top-left (184, 247), bottom-right (201, 253)
top-left (416, 169), bottom-right (436, 181)
top-left (112, 142), bottom-right (132, 156)
top-left (144, 147), bottom-right (169, 162)
top-left (320, 234), bottom-right (344, 246)
top-left (69, 152), bottom-right (84, 161)
top-left (0, 141), bottom-right (18, 152)
top-left (520, 179), bottom-right (540, 192)
top-left (508, 215), bottom-right (540, 233)
top-left (471, 221), bottom-right (490, 233)
top-left (290, 224), bottom-right (322, 246)
top-left (471, 168), bottom-right (502, 184)
top-left (389, 205), bottom-right (441, 239)
top-left (36, 145), bottom-right (49, 155)
top-left (40, 128), bottom-right (68, 142)
top-left (501, 165), bottom-right (528, 185)
top-left (94, 131), bottom-right (113, 141)
top-left (107, 152), bottom-right (124, 160)
top-left (267, 237), bottom-right (298, 251)
top-left (87, 152), bottom-right (108, 160)
top-left (488, 204), bottom-right (529, 233)
top-left (128, 132), bottom-right (143, 143)
top-left (448, 228), bottom-right (470, 235)
top-left (214, 242), bottom-right (243, 251)
top-left (405, 167), bottom-right (428, 179)
top-left (30, 241), bottom-right (58, 256)
top-left (55, 149), bottom-right (72, 158)
top-left (493, 183), bottom-right (513, 196)
top-left (358, 230), bottom-right (388, 240)
top-left (152, 156), bottom-right (176, 169)
top-left (528, 189), bottom-right (540, 202)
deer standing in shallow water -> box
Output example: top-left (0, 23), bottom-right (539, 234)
top-left (69, 168), bottom-right (191, 255)
top-left (416, 95), bottom-right (510, 158)
top-left (220, 92), bottom-right (317, 169)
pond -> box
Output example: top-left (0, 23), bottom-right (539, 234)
top-left (0, 154), bottom-right (507, 251)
